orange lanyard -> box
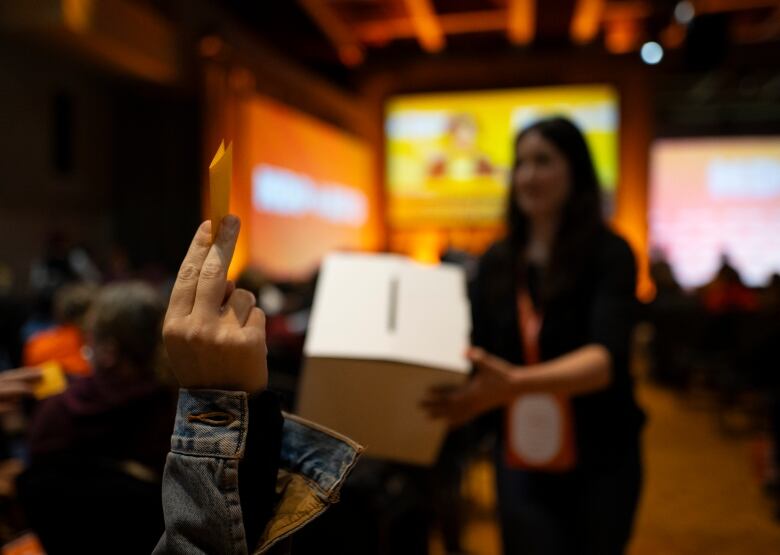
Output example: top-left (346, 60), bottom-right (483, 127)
top-left (517, 289), bottom-right (542, 365)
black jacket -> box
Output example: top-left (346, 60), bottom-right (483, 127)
top-left (471, 227), bottom-right (644, 467)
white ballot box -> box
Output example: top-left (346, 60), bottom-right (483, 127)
top-left (297, 253), bottom-right (471, 466)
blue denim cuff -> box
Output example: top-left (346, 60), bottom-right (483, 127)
top-left (280, 413), bottom-right (363, 502)
top-left (171, 389), bottom-right (248, 459)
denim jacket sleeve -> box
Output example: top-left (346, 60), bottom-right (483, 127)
top-left (153, 389), bottom-right (253, 555)
top-left (153, 388), bottom-right (363, 555)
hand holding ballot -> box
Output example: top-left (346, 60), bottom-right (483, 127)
top-left (422, 347), bottom-right (519, 428)
top-left (0, 366), bottom-right (43, 414)
top-left (162, 216), bottom-right (268, 393)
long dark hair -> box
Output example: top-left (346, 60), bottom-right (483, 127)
top-left (507, 116), bottom-right (604, 300)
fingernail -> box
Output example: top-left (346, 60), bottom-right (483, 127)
top-left (222, 215), bottom-right (239, 234)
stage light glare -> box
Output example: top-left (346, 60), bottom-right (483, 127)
top-left (674, 1), bottom-right (695, 25)
top-left (641, 41), bottom-right (664, 65)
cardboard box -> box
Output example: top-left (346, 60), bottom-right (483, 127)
top-left (297, 253), bottom-right (471, 466)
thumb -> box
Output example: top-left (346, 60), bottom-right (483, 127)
top-left (468, 347), bottom-right (511, 376)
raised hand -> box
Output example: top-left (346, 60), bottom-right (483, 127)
top-left (162, 216), bottom-right (268, 393)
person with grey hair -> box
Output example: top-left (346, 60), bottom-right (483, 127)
top-left (19, 282), bottom-right (177, 554)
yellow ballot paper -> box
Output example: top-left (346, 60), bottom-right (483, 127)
top-left (33, 361), bottom-right (67, 400)
top-left (209, 140), bottom-right (233, 242)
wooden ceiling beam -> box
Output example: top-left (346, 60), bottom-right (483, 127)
top-left (402, 0), bottom-right (445, 53)
top-left (602, 2), bottom-right (652, 23)
top-left (353, 0), bottom-right (780, 52)
top-left (571, 0), bottom-right (605, 44)
top-left (356, 9), bottom-right (506, 44)
top-left (507, 0), bottom-right (536, 45)
top-left (297, 0), bottom-right (364, 66)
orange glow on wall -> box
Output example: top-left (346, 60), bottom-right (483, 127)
top-left (660, 23), bottom-right (686, 49)
top-left (613, 73), bottom-right (653, 301)
top-left (605, 19), bottom-right (641, 54)
top-left (63, 0), bottom-right (94, 31)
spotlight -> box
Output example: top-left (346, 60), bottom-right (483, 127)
top-left (641, 41), bottom-right (664, 65)
top-left (674, 1), bottom-right (695, 25)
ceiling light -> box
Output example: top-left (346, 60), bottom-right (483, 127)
top-left (641, 41), bottom-right (664, 65)
top-left (674, 1), bottom-right (695, 25)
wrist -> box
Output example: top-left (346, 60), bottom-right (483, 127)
top-left (181, 382), bottom-right (266, 395)
top-left (508, 365), bottom-right (529, 397)
top-left (174, 371), bottom-right (267, 395)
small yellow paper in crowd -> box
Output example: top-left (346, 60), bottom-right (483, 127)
top-left (209, 140), bottom-right (233, 242)
top-left (33, 361), bottom-right (67, 400)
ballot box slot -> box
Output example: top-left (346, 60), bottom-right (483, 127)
top-left (388, 276), bottom-right (399, 333)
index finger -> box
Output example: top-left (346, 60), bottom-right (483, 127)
top-left (192, 215), bottom-right (240, 317)
top-left (167, 221), bottom-right (213, 319)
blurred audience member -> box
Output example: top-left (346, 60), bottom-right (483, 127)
top-left (649, 254), bottom-right (691, 309)
top-left (26, 281), bottom-right (173, 468)
top-left (29, 232), bottom-right (100, 294)
top-left (22, 283), bottom-right (96, 377)
top-left (236, 266), bottom-right (268, 297)
top-left (760, 273), bottom-right (780, 519)
top-left (760, 273), bottom-right (780, 312)
top-left (0, 367), bottom-right (43, 515)
top-left (23, 232), bottom-right (100, 344)
top-left (104, 245), bottom-right (133, 283)
top-left (18, 282), bottom-right (176, 555)
top-left (646, 254), bottom-right (699, 386)
top-left (28, 232), bottom-right (76, 300)
top-left (700, 254), bottom-right (758, 314)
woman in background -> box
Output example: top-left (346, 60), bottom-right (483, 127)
top-left (425, 117), bottom-right (644, 555)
